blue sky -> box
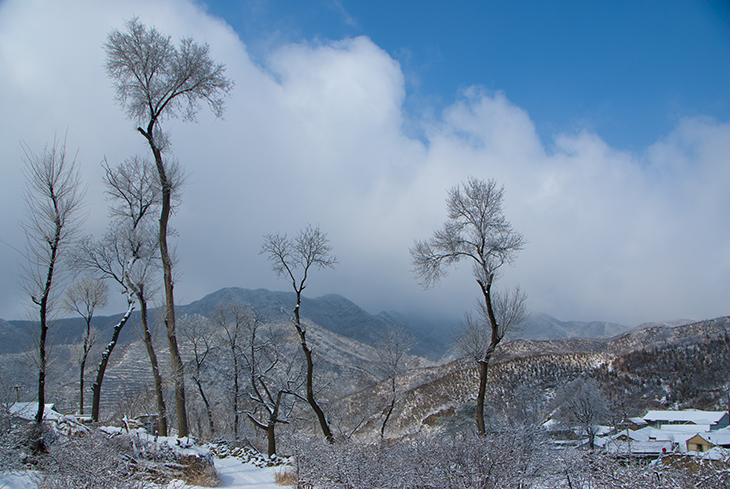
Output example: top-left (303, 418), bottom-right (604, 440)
top-left (203, 0), bottom-right (730, 151)
top-left (0, 0), bottom-right (728, 325)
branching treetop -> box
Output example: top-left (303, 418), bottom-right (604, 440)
top-left (261, 225), bottom-right (337, 294)
top-left (105, 18), bottom-right (233, 129)
top-left (411, 177), bottom-right (524, 289)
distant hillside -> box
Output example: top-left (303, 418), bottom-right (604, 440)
top-left (180, 287), bottom-right (388, 344)
top-left (0, 286), bottom-right (703, 360)
top-left (178, 287), bottom-right (445, 359)
top-left (0, 288), bottom-right (454, 359)
top-left (338, 316), bottom-right (730, 439)
top-left (512, 312), bottom-right (633, 341)
top-left (1, 313), bottom-right (138, 356)
top-left (180, 288), bottom-right (696, 357)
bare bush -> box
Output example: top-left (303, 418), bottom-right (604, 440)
top-left (290, 430), bottom-right (728, 489)
top-left (558, 450), bottom-right (730, 489)
top-left (31, 426), bottom-right (219, 488)
top-left (291, 429), bottom-right (549, 488)
top-left (35, 431), bottom-right (144, 489)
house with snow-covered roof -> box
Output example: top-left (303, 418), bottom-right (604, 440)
top-left (687, 433), bottom-right (715, 453)
top-left (597, 413), bottom-right (730, 458)
top-left (627, 417), bottom-right (648, 430)
top-left (707, 428), bottom-right (730, 448)
top-left (684, 428), bottom-right (730, 452)
top-left (8, 402), bottom-right (60, 421)
top-left (643, 409), bottom-right (729, 431)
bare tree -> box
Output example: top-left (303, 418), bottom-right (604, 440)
top-left (74, 157), bottom-right (164, 424)
top-left (74, 232), bottom-right (136, 423)
top-left (63, 275), bottom-right (107, 415)
top-left (212, 302), bottom-right (247, 441)
top-left (411, 177), bottom-right (525, 435)
top-left (20, 138), bottom-right (84, 424)
top-left (179, 314), bottom-right (217, 440)
top-left (261, 225), bottom-right (337, 443)
top-left (105, 18), bottom-right (233, 437)
top-left (238, 310), bottom-right (303, 457)
top-left (554, 378), bottom-right (610, 450)
top-left (103, 156), bottom-right (168, 436)
top-left (375, 326), bottom-right (414, 438)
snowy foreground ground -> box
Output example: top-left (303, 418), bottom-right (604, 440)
top-left (177, 457), bottom-right (283, 489)
top-left (1, 410), bottom-right (288, 489)
top-left (0, 456), bottom-right (285, 489)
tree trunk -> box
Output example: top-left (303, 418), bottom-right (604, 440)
top-left (138, 293), bottom-right (168, 436)
top-left (476, 360), bottom-right (489, 435)
top-left (293, 293), bottom-right (333, 443)
top-left (139, 124), bottom-right (188, 438)
top-left (266, 421), bottom-right (276, 457)
top-left (381, 378), bottom-right (396, 438)
top-left (35, 229), bottom-right (60, 424)
top-left (79, 355), bottom-right (86, 416)
top-left (78, 317), bottom-right (92, 416)
top-left (475, 275), bottom-right (501, 436)
top-left (233, 356), bottom-right (240, 441)
top-left (193, 376), bottom-right (215, 439)
top-left (36, 320), bottom-right (47, 424)
top-left (91, 300), bottom-right (134, 422)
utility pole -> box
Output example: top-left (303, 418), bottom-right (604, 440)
top-left (12, 384), bottom-right (23, 404)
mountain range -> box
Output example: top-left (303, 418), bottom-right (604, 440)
top-left (0, 287), bottom-right (692, 360)
top-left (0, 286), bottom-right (726, 440)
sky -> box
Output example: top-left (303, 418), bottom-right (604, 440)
top-left (0, 0), bottom-right (728, 326)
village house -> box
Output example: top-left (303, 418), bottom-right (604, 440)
top-left (643, 409), bottom-right (729, 431)
top-left (598, 409), bottom-right (730, 458)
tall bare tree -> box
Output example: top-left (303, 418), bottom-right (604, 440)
top-left (261, 225), bottom-right (337, 443)
top-left (103, 156), bottom-right (168, 435)
top-left (105, 18), bottom-right (233, 437)
top-left (411, 177), bottom-right (525, 435)
top-left (375, 326), bottom-right (414, 438)
top-left (20, 138), bottom-right (84, 424)
top-left (63, 275), bottom-right (107, 415)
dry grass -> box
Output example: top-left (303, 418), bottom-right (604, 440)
top-left (275, 468), bottom-right (298, 486)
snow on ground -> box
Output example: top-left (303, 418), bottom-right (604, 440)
top-left (1, 458), bottom-right (288, 489)
top-left (0, 471), bottom-right (37, 489)
top-left (174, 456), bottom-right (288, 489)
top-left (1, 416), bottom-right (290, 489)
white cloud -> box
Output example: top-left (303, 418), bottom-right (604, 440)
top-left (0, 0), bottom-right (727, 326)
